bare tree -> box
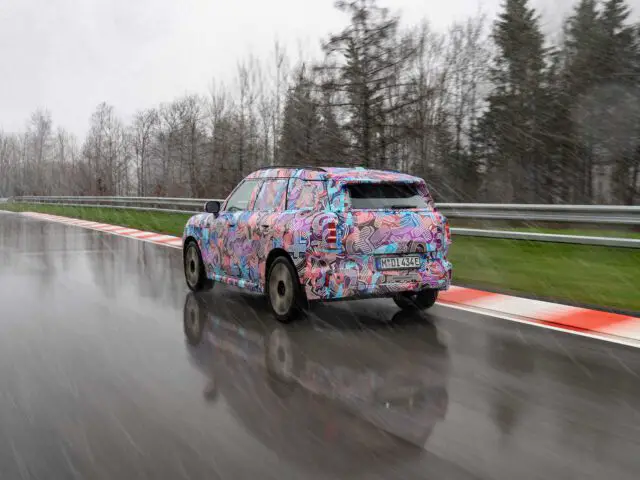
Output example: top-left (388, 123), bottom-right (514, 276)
top-left (83, 103), bottom-right (129, 195)
top-left (317, 0), bottom-right (423, 168)
top-left (235, 57), bottom-right (261, 180)
top-left (403, 22), bottom-right (449, 177)
top-left (130, 108), bottom-right (158, 196)
top-left (442, 14), bottom-right (490, 199)
top-left (26, 109), bottom-right (53, 194)
top-left (270, 40), bottom-right (289, 163)
top-left (206, 81), bottom-right (233, 196)
top-left (53, 127), bottom-right (78, 195)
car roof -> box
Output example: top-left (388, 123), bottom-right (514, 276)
top-left (245, 166), bottom-right (422, 184)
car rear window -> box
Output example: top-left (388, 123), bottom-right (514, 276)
top-left (346, 183), bottom-right (430, 210)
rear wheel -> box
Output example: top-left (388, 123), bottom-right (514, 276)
top-left (266, 257), bottom-right (303, 323)
top-left (393, 289), bottom-right (439, 311)
top-left (184, 241), bottom-right (211, 292)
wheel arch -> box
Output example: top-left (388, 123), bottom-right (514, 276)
top-left (264, 249), bottom-right (305, 291)
top-left (265, 248), bottom-right (290, 281)
top-left (264, 249), bottom-right (308, 321)
top-left (183, 235), bottom-right (199, 258)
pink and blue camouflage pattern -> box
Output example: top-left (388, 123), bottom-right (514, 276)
top-left (183, 167), bottom-right (452, 301)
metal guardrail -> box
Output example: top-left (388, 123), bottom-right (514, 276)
top-left (437, 203), bottom-right (640, 225)
top-left (12, 195), bottom-right (208, 213)
top-left (452, 228), bottom-right (640, 248)
top-left (8, 196), bottom-right (640, 248)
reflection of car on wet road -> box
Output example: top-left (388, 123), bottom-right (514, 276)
top-left (182, 167), bottom-right (452, 322)
top-left (182, 291), bottom-right (450, 475)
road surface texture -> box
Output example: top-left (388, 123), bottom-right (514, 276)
top-left (0, 211), bottom-right (639, 480)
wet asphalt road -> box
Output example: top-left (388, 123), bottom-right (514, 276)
top-left (0, 211), bottom-right (639, 480)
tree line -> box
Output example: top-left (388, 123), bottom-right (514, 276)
top-left (0, 0), bottom-right (638, 204)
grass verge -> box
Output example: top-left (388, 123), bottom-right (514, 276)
top-left (2, 203), bottom-right (639, 312)
top-left (450, 236), bottom-right (640, 313)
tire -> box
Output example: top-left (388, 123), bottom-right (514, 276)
top-left (393, 289), bottom-right (439, 311)
top-left (266, 256), bottom-right (304, 323)
top-left (184, 241), bottom-right (212, 292)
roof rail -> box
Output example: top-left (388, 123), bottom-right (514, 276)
top-left (253, 165), bottom-right (327, 172)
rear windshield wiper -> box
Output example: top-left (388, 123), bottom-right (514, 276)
top-left (390, 205), bottom-right (414, 209)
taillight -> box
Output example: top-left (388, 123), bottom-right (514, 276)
top-left (444, 221), bottom-right (451, 243)
top-left (326, 220), bottom-right (338, 248)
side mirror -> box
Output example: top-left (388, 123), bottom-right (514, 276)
top-left (204, 200), bottom-right (221, 214)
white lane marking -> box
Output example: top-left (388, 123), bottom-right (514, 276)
top-left (98, 231), bottom-right (182, 249)
top-left (96, 225), bottom-right (125, 231)
top-left (7, 249), bottom-right (120, 256)
top-left (465, 295), bottom-right (580, 320)
top-left (68, 222), bottom-right (95, 228)
top-left (145, 235), bottom-right (177, 242)
top-left (436, 302), bottom-right (640, 349)
top-left (73, 221), bottom-right (100, 227)
top-left (600, 318), bottom-right (640, 341)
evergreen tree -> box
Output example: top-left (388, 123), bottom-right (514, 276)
top-left (278, 66), bottom-right (349, 166)
top-left (317, 0), bottom-right (417, 168)
top-left (598, 0), bottom-right (639, 203)
top-left (316, 100), bottom-right (350, 167)
top-left (558, 0), bottom-right (602, 202)
top-left (479, 0), bottom-right (549, 202)
top-left (278, 66), bottom-right (321, 166)
top-left (600, 0), bottom-right (635, 77)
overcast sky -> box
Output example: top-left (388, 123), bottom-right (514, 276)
top-left (0, 0), bottom-right (636, 137)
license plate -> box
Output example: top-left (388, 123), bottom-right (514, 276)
top-left (377, 255), bottom-right (421, 270)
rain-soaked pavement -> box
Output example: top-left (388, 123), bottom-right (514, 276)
top-left (0, 211), bottom-right (639, 480)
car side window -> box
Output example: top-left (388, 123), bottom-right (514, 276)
top-left (287, 179), bottom-right (326, 210)
top-left (225, 180), bottom-right (260, 212)
top-left (253, 179), bottom-right (288, 211)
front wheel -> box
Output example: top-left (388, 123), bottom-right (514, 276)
top-left (184, 241), bottom-right (212, 292)
top-left (393, 289), bottom-right (439, 311)
top-left (266, 257), bottom-right (304, 323)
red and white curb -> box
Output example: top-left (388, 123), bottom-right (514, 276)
top-left (21, 210), bottom-right (640, 348)
top-left (21, 211), bottom-right (183, 249)
top-left (438, 286), bottom-right (640, 348)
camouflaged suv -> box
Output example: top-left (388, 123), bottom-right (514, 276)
top-left (183, 166), bottom-right (452, 322)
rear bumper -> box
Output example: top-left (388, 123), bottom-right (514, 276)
top-left (303, 253), bottom-right (452, 301)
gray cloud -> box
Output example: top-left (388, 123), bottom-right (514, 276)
top-left (0, 0), bottom-right (637, 136)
